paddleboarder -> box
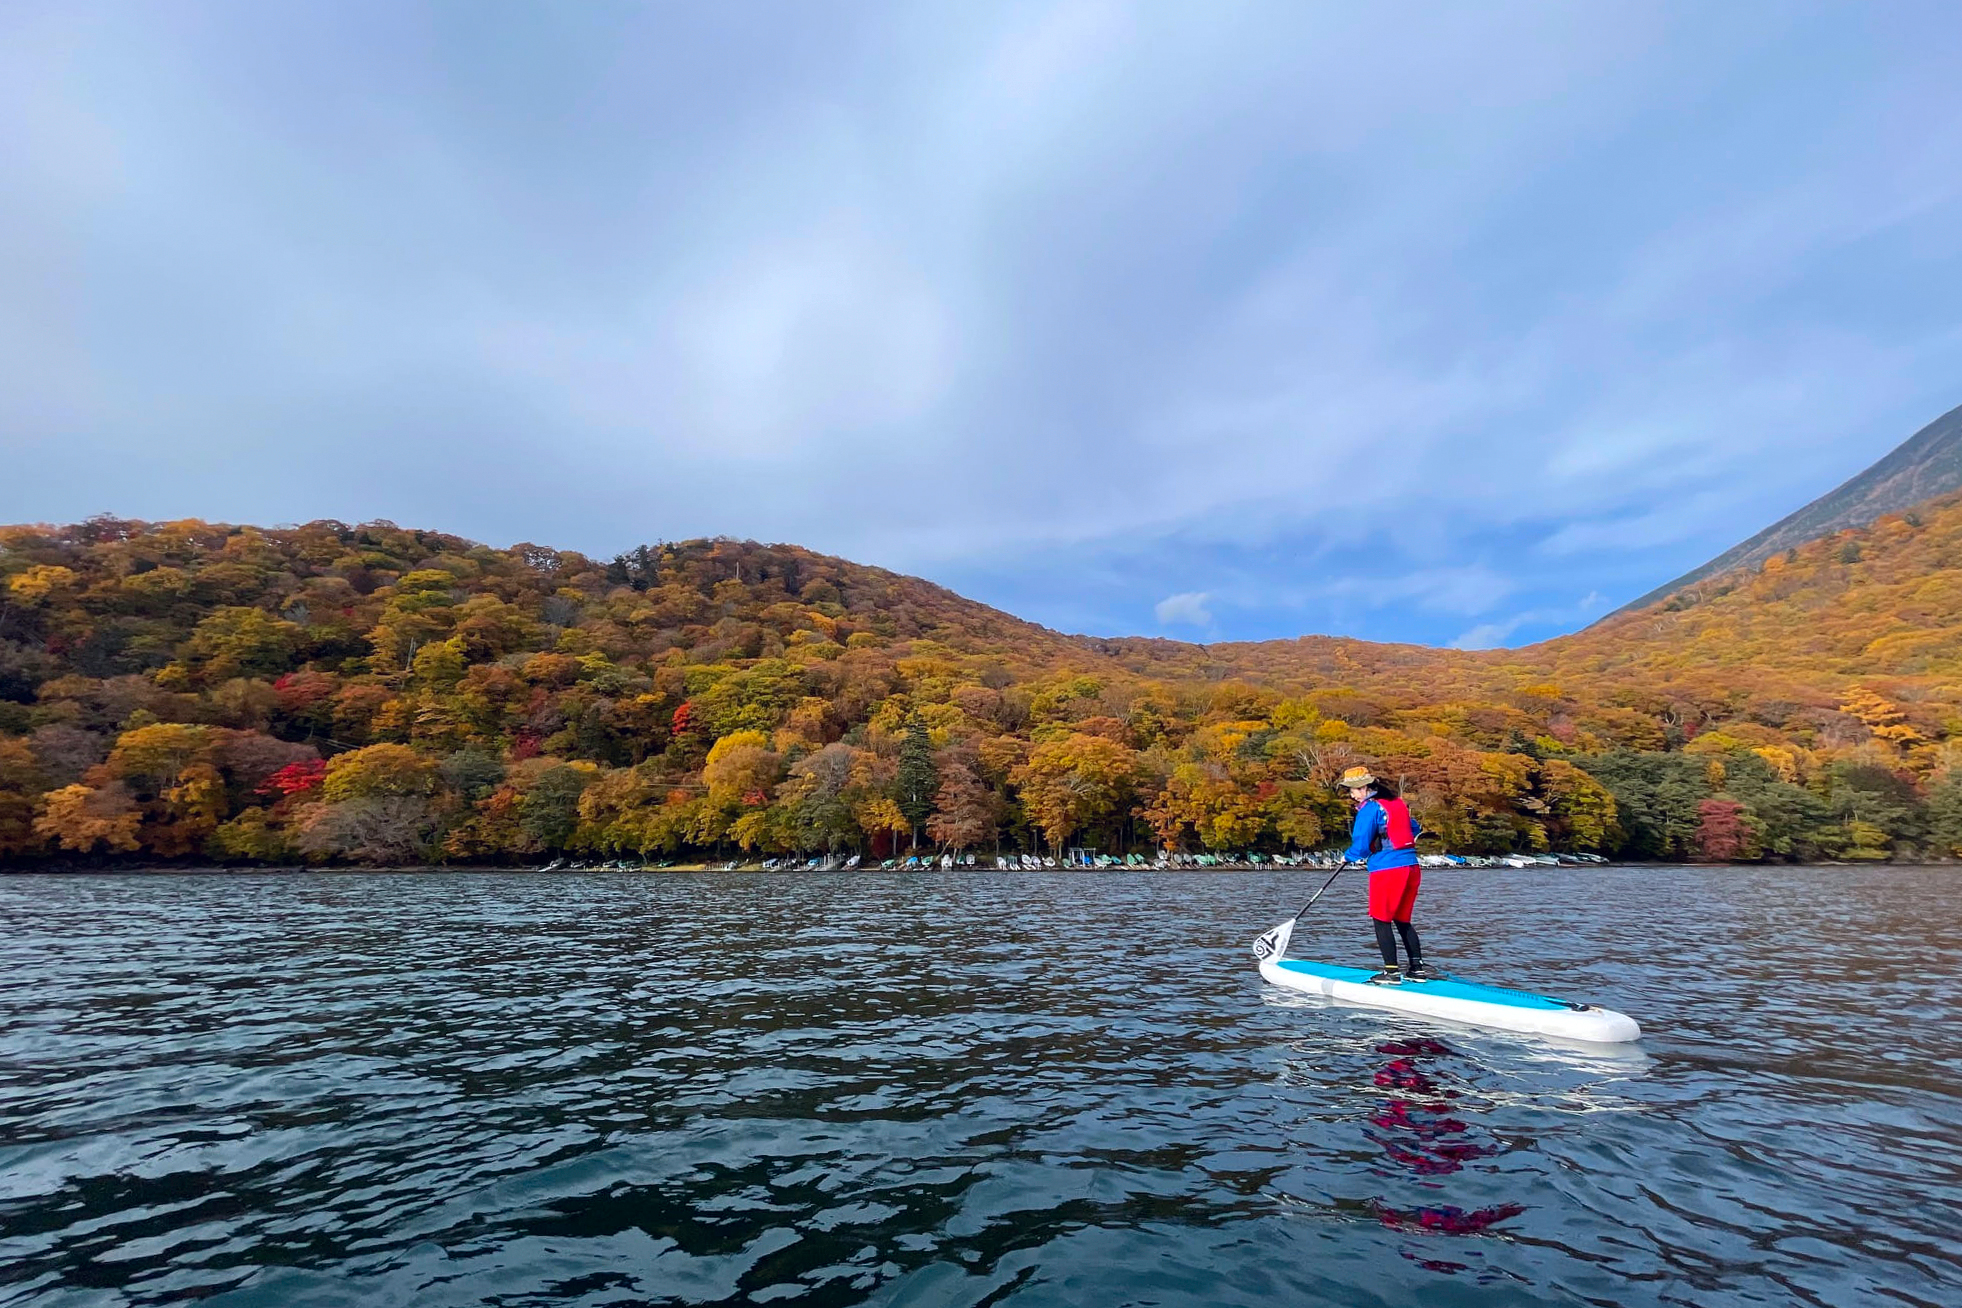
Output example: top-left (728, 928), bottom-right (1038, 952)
top-left (1338, 766), bottom-right (1436, 985)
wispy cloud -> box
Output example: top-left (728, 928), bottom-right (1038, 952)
top-left (1451, 592), bottom-right (1614, 651)
top-left (1154, 591), bottom-right (1213, 628)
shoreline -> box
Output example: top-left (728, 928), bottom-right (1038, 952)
top-left (3, 859), bottom-right (1954, 875)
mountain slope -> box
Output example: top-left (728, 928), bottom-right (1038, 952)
top-left (1614, 400), bottom-right (1962, 615)
top-left (1536, 488), bottom-right (1962, 688)
top-left (4, 492), bottom-right (1962, 868)
top-left (1091, 487), bottom-right (1962, 753)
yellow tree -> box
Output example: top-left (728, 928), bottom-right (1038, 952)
top-left (444, 785), bottom-right (528, 860)
top-left (7, 565), bottom-right (81, 605)
top-left (1012, 733), bottom-right (1137, 852)
top-left (150, 762), bottom-right (228, 856)
top-left (107, 723), bottom-right (217, 790)
top-left (0, 738), bottom-right (48, 856)
top-left (211, 807), bottom-right (294, 861)
top-left (34, 783), bottom-right (143, 853)
top-left (855, 796), bottom-right (910, 854)
top-left (573, 767), bottom-right (664, 855)
top-left (1264, 780), bottom-right (1326, 849)
top-left (1537, 759), bottom-right (1619, 853)
top-left (1196, 774), bottom-right (1267, 851)
top-left (1141, 764), bottom-right (1203, 850)
top-left (698, 730), bottom-right (782, 847)
top-left (322, 744), bottom-right (437, 800)
top-left (702, 730), bottom-right (783, 804)
top-left (1840, 687), bottom-right (1929, 752)
top-left (171, 607), bottom-right (304, 685)
top-left (99, 723), bottom-right (229, 856)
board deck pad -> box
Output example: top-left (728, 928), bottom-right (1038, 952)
top-left (1273, 959), bottom-right (1575, 1012)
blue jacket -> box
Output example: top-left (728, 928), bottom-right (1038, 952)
top-left (1345, 799), bottom-right (1422, 871)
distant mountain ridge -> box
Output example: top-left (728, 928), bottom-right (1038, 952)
top-left (1612, 399), bottom-right (1962, 615)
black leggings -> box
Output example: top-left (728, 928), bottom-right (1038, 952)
top-left (1372, 917), bottom-right (1421, 968)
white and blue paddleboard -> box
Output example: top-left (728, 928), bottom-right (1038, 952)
top-left (1252, 918), bottom-right (1641, 1043)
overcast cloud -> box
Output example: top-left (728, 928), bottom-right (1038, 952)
top-left (3, 0), bottom-right (1960, 646)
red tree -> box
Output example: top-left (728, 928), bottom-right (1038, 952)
top-left (259, 759), bottom-right (326, 800)
top-left (1695, 799), bottom-right (1751, 862)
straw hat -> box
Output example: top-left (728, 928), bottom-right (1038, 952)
top-left (1336, 766), bottom-right (1378, 791)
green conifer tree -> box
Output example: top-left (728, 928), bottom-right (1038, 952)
top-left (1927, 774), bottom-right (1962, 858)
top-left (895, 716), bottom-right (939, 851)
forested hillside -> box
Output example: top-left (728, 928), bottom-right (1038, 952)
top-left (4, 499), bottom-right (1961, 868)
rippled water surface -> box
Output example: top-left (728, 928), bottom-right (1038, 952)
top-left (3, 867), bottom-right (1959, 1307)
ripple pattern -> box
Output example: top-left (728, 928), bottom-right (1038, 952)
top-left (1, 867), bottom-right (1958, 1307)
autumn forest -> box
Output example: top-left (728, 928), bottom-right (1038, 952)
top-left (5, 490), bottom-right (1962, 868)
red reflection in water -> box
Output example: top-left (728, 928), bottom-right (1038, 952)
top-left (1372, 1100), bottom-right (1468, 1135)
top-left (1364, 1035), bottom-right (1520, 1246)
top-left (1372, 1200), bottom-right (1528, 1233)
top-left (1373, 1058), bottom-right (1462, 1098)
top-left (1378, 1038), bottom-right (1454, 1057)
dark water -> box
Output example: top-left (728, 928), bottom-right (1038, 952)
top-left (2, 868), bottom-right (1958, 1308)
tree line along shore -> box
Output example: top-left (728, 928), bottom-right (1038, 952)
top-left (4, 511), bottom-right (1962, 869)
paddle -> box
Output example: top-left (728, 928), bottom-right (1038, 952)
top-left (1250, 862), bottom-right (1350, 963)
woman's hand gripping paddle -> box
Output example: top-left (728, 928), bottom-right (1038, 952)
top-left (1250, 863), bottom-right (1350, 963)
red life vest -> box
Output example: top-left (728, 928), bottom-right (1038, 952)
top-left (1374, 798), bottom-right (1416, 852)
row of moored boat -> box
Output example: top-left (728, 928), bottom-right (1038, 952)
top-left (535, 849), bottom-right (1611, 872)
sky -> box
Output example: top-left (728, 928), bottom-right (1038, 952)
top-left (4, 1), bottom-right (1961, 649)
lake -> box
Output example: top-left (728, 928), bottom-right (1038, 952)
top-left (1, 867), bottom-right (1957, 1307)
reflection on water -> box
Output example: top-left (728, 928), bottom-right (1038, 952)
top-left (0, 867), bottom-right (1957, 1307)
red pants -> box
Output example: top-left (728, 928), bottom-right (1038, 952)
top-left (1368, 865), bottom-right (1421, 922)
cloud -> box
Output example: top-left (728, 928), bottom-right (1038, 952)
top-left (1450, 621), bottom-right (1521, 651)
top-left (1154, 591), bottom-right (1213, 627)
top-left (3, 2), bottom-right (1960, 644)
top-left (1449, 591), bottom-right (1616, 650)
top-left (1286, 564), bottom-right (1517, 619)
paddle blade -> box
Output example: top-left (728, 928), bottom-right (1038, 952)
top-left (1251, 917), bottom-right (1295, 963)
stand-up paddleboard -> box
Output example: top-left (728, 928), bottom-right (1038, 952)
top-left (1252, 917), bottom-right (1640, 1043)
